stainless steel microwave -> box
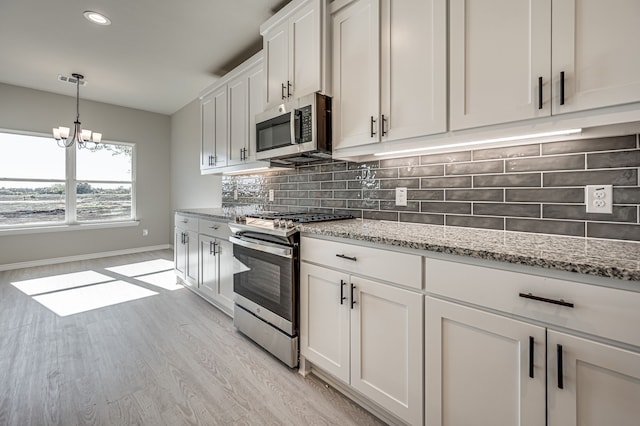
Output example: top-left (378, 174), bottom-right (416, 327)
top-left (255, 92), bottom-right (331, 164)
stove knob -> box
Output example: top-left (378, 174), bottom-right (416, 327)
top-left (286, 220), bottom-right (294, 228)
top-left (274, 219), bottom-right (281, 228)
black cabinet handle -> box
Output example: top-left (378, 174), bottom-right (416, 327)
top-left (336, 254), bottom-right (357, 262)
top-left (560, 71), bottom-right (565, 105)
top-left (287, 80), bottom-right (292, 98)
top-left (519, 292), bottom-right (574, 308)
top-left (529, 336), bottom-right (534, 378)
top-left (557, 344), bottom-right (564, 389)
top-left (209, 241), bottom-right (215, 255)
top-left (370, 116), bottom-right (377, 138)
top-left (281, 83), bottom-right (286, 100)
top-left (381, 114), bottom-right (387, 136)
top-left (340, 280), bottom-right (347, 305)
top-left (538, 77), bottom-right (543, 110)
top-left (350, 283), bottom-right (356, 309)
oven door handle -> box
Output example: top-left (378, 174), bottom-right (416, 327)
top-left (229, 236), bottom-right (293, 258)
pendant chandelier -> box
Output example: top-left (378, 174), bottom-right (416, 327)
top-left (53, 73), bottom-right (102, 148)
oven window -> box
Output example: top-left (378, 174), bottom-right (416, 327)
top-left (233, 244), bottom-right (293, 322)
top-left (256, 113), bottom-right (292, 152)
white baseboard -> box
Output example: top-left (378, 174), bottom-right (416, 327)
top-left (0, 244), bottom-right (172, 272)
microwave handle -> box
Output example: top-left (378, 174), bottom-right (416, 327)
top-left (292, 109), bottom-right (303, 144)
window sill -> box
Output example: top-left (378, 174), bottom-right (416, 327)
top-left (0, 221), bottom-right (140, 236)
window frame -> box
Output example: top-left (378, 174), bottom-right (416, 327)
top-left (0, 128), bottom-right (137, 232)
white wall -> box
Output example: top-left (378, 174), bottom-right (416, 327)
top-left (170, 98), bottom-right (221, 215)
top-left (0, 83), bottom-right (172, 266)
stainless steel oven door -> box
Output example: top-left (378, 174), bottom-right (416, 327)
top-left (230, 236), bottom-right (296, 335)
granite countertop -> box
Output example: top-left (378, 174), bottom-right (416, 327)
top-left (298, 219), bottom-right (640, 282)
top-left (175, 209), bottom-right (640, 282)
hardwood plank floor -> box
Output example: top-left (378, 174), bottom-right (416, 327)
top-left (0, 250), bottom-right (384, 425)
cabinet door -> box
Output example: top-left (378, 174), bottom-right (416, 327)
top-left (264, 21), bottom-right (289, 108)
top-left (351, 276), bottom-right (423, 426)
top-left (300, 263), bottom-right (350, 384)
top-left (552, 0), bottom-right (640, 114)
top-left (200, 94), bottom-right (215, 171)
top-left (174, 228), bottom-right (186, 279)
top-left (332, 0), bottom-right (380, 149)
top-left (547, 330), bottom-right (640, 426)
top-left (289, 0), bottom-right (321, 99)
top-left (216, 240), bottom-right (235, 314)
top-left (227, 75), bottom-right (248, 166)
top-left (425, 297), bottom-right (546, 426)
top-left (185, 230), bottom-right (199, 287)
top-left (199, 234), bottom-right (218, 298)
top-left (247, 63), bottom-right (264, 161)
top-left (380, 0), bottom-right (446, 141)
top-left (449, 0), bottom-right (551, 130)
top-left (211, 86), bottom-right (228, 167)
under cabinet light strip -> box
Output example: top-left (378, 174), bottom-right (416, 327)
top-left (373, 128), bottom-right (582, 157)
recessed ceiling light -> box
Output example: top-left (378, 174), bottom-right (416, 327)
top-left (83, 11), bottom-right (111, 26)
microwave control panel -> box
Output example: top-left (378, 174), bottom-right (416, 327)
top-left (295, 105), bottom-right (313, 144)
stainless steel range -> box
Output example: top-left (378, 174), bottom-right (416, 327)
top-left (229, 211), bottom-right (353, 368)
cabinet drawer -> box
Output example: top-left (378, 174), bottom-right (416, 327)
top-left (301, 236), bottom-right (422, 290)
top-left (425, 258), bottom-right (640, 347)
top-left (175, 214), bottom-right (199, 232)
top-left (199, 218), bottom-right (232, 240)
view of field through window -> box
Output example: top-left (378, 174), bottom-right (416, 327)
top-left (0, 132), bottom-right (133, 226)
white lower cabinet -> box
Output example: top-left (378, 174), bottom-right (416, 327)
top-left (199, 235), bottom-right (234, 316)
top-left (174, 214), bottom-right (199, 288)
top-left (547, 330), bottom-right (640, 426)
top-left (300, 261), bottom-right (423, 425)
top-left (425, 297), bottom-right (546, 426)
top-left (425, 257), bottom-right (640, 426)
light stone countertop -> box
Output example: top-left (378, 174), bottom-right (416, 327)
top-left (175, 209), bottom-right (640, 282)
top-left (298, 219), bottom-right (640, 282)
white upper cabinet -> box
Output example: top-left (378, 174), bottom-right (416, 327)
top-left (332, 0), bottom-right (446, 150)
top-left (552, 0), bottom-right (640, 114)
top-left (379, 0), bottom-right (447, 141)
top-left (262, 0), bottom-right (323, 108)
top-left (449, 0), bottom-right (551, 130)
top-left (451, 0), bottom-right (640, 131)
top-left (227, 74), bottom-right (247, 166)
top-left (199, 52), bottom-right (266, 174)
top-left (332, 0), bottom-right (381, 149)
top-left (200, 86), bottom-right (228, 170)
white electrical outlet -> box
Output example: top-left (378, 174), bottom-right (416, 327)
top-left (269, 189), bottom-right (275, 202)
top-left (233, 189), bottom-right (238, 200)
top-left (585, 185), bottom-right (613, 214)
top-left (395, 187), bottom-right (408, 206)
top-left (142, 229), bottom-right (148, 236)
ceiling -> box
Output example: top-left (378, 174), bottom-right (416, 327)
top-left (0, 0), bottom-right (290, 115)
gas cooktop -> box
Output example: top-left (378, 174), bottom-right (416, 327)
top-left (229, 211), bottom-right (354, 237)
top-left (246, 211), bottom-right (354, 223)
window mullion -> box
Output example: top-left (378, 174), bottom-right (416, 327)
top-left (66, 146), bottom-right (77, 224)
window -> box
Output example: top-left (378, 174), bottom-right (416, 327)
top-left (0, 130), bottom-right (135, 228)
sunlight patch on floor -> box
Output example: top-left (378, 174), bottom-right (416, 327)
top-left (33, 281), bottom-right (158, 316)
top-left (135, 270), bottom-right (183, 291)
top-left (11, 271), bottom-right (114, 296)
top-left (105, 259), bottom-right (175, 277)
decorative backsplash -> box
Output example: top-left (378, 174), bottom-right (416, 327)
top-left (223, 134), bottom-right (640, 241)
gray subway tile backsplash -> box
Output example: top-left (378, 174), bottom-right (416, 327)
top-left (223, 133), bottom-right (640, 241)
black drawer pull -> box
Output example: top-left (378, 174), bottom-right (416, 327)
top-left (519, 292), bottom-right (574, 308)
top-left (529, 336), bottom-right (534, 378)
top-left (336, 254), bottom-right (357, 262)
top-left (281, 83), bottom-right (286, 100)
top-left (557, 344), bottom-right (564, 389)
top-left (370, 116), bottom-right (377, 137)
top-left (340, 280), bottom-right (347, 305)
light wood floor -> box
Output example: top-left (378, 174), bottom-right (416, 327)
top-left (0, 250), bottom-right (384, 425)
